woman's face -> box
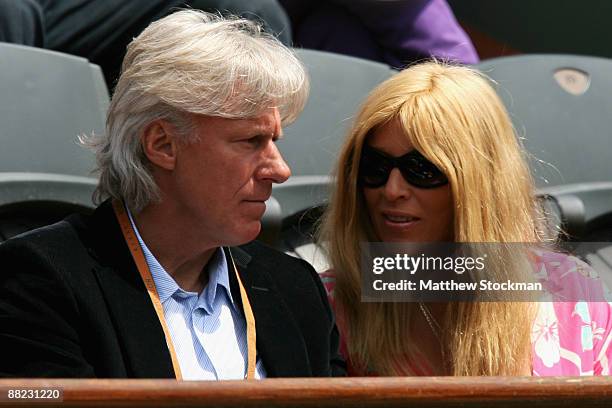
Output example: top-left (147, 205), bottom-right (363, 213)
top-left (361, 120), bottom-right (454, 242)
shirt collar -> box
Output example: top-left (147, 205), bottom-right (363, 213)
top-left (201, 247), bottom-right (235, 313)
top-left (125, 206), bottom-right (235, 310)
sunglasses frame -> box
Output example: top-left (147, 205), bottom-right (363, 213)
top-left (358, 144), bottom-right (449, 189)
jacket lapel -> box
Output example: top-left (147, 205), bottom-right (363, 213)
top-left (227, 246), bottom-right (311, 377)
top-left (79, 201), bottom-right (175, 378)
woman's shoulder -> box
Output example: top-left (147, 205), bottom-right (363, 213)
top-left (530, 249), bottom-right (594, 278)
top-left (531, 249), bottom-right (609, 302)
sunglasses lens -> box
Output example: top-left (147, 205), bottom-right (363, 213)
top-left (400, 153), bottom-right (448, 188)
top-left (359, 149), bottom-right (391, 187)
top-left (359, 145), bottom-right (448, 189)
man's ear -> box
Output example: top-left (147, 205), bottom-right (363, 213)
top-left (141, 119), bottom-right (178, 171)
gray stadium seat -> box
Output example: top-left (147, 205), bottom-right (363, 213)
top-left (0, 43), bottom-right (108, 177)
top-left (539, 182), bottom-right (612, 290)
top-left (476, 55), bottom-right (612, 283)
top-left (0, 173), bottom-right (97, 241)
top-left (539, 182), bottom-right (612, 240)
top-left (0, 44), bottom-right (107, 240)
top-left (474, 54), bottom-right (612, 188)
top-left (475, 56), bottom-right (612, 233)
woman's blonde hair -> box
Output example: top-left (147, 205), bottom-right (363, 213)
top-left (320, 61), bottom-right (551, 376)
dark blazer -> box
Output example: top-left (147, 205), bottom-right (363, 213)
top-left (0, 200), bottom-right (345, 378)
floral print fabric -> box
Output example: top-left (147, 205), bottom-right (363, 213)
top-left (530, 251), bottom-right (612, 375)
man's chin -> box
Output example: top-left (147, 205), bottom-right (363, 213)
top-left (224, 221), bottom-right (262, 247)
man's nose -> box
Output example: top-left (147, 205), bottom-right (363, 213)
top-left (259, 142), bottom-right (291, 184)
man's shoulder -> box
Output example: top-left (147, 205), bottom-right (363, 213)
top-left (237, 241), bottom-right (315, 272)
top-left (1, 216), bottom-right (78, 247)
top-left (238, 240), bottom-right (309, 264)
top-left (236, 241), bottom-right (322, 289)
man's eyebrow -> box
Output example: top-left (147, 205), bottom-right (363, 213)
top-left (249, 124), bottom-right (283, 140)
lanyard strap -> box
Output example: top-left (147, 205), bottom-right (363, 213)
top-left (112, 200), bottom-right (257, 380)
top-left (228, 249), bottom-right (257, 380)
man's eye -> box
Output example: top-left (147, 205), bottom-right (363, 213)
top-left (244, 136), bottom-right (261, 146)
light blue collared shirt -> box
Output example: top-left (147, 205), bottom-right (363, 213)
top-left (126, 208), bottom-right (266, 380)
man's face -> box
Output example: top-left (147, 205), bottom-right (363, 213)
top-left (170, 107), bottom-right (290, 247)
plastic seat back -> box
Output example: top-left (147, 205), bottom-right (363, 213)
top-left (0, 43), bottom-right (109, 177)
top-left (475, 54), bottom-right (612, 188)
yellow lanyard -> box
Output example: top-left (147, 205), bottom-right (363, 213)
top-left (112, 200), bottom-right (257, 380)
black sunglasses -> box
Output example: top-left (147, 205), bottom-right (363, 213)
top-left (358, 144), bottom-right (448, 189)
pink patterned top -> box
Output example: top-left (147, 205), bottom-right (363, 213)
top-left (321, 251), bottom-right (612, 376)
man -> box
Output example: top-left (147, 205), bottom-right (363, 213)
top-left (0, 10), bottom-right (345, 379)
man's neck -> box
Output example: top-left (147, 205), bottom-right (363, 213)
top-left (132, 204), bottom-right (216, 293)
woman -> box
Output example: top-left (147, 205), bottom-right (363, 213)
top-left (319, 61), bottom-right (612, 376)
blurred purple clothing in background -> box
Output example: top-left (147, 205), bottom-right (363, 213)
top-left (280, 0), bottom-right (479, 67)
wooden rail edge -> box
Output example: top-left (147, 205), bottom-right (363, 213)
top-left (0, 377), bottom-right (611, 407)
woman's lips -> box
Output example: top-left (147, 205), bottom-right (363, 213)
top-left (381, 213), bottom-right (420, 228)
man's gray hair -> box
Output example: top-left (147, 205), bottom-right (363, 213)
top-left (81, 9), bottom-right (309, 212)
